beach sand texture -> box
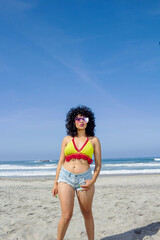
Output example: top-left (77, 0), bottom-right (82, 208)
top-left (1, 175), bottom-right (160, 240)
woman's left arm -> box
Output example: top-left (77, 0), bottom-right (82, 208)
top-left (91, 137), bottom-right (101, 184)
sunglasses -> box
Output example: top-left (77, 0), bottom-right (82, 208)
top-left (75, 117), bottom-right (89, 123)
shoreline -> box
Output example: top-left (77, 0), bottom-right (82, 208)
top-left (0, 172), bottom-right (160, 180)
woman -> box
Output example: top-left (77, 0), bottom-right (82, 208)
top-left (52, 105), bottom-right (101, 240)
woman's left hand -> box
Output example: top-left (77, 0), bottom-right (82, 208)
top-left (80, 179), bottom-right (94, 191)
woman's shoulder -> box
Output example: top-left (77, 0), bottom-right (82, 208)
top-left (88, 136), bottom-right (100, 149)
top-left (65, 135), bottom-right (73, 139)
top-left (88, 136), bottom-right (100, 142)
top-left (63, 135), bottom-right (73, 145)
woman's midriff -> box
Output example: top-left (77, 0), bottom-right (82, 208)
top-left (63, 158), bottom-right (90, 174)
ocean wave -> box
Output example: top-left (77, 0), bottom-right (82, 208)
top-left (103, 163), bottom-right (160, 167)
top-left (0, 170), bottom-right (56, 177)
top-left (1, 168), bottom-right (160, 177)
top-left (154, 158), bottom-right (160, 161)
top-left (34, 160), bottom-right (52, 163)
top-left (100, 169), bottom-right (160, 175)
top-left (0, 164), bottom-right (57, 170)
top-left (2, 162), bottom-right (159, 170)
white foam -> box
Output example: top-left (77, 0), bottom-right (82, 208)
top-left (100, 169), bottom-right (160, 175)
top-left (0, 164), bottom-right (57, 170)
top-left (0, 170), bottom-right (56, 177)
top-left (103, 163), bottom-right (160, 167)
top-left (1, 162), bottom-right (160, 170)
top-left (1, 168), bottom-right (160, 177)
top-left (34, 160), bottom-right (52, 163)
top-left (154, 158), bottom-right (160, 161)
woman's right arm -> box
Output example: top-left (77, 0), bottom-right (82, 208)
top-left (52, 136), bottom-right (67, 196)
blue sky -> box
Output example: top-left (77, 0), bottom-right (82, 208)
top-left (0, 0), bottom-right (160, 161)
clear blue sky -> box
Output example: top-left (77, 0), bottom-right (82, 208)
top-left (0, 0), bottom-right (160, 161)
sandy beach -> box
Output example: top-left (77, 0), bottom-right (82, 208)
top-left (1, 174), bottom-right (160, 240)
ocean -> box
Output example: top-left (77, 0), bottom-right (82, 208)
top-left (0, 157), bottom-right (160, 177)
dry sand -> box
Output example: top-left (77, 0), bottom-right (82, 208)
top-left (0, 174), bottom-right (160, 240)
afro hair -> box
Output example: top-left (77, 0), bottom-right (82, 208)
top-left (65, 105), bottom-right (96, 137)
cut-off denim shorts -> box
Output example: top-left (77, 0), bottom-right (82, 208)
top-left (57, 166), bottom-right (93, 191)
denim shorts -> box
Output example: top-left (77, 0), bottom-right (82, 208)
top-left (57, 166), bottom-right (93, 191)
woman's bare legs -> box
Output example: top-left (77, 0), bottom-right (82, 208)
top-left (76, 185), bottom-right (95, 240)
top-left (57, 182), bottom-right (75, 240)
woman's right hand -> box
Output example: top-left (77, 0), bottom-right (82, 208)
top-left (52, 183), bottom-right (58, 197)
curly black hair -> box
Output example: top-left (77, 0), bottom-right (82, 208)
top-left (65, 105), bottom-right (96, 137)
